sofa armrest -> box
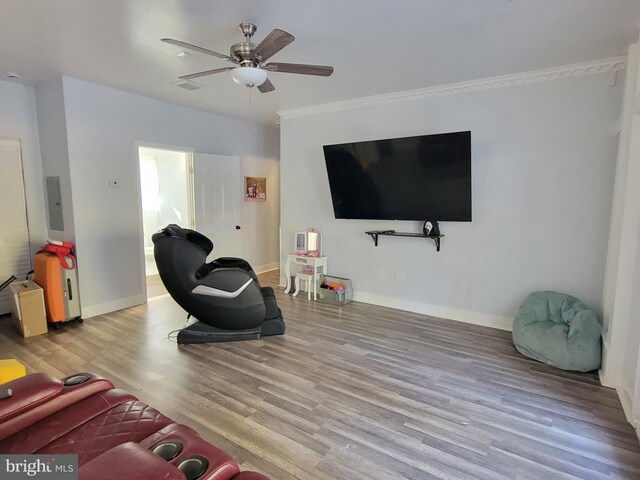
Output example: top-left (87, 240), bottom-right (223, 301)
top-left (79, 442), bottom-right (184, 480)
top-left (0, 372), bottom-right (114, 442)
top-left (0, 373), bottom-right (63, 424)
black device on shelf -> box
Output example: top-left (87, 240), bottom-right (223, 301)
top-left (323, 131), bottom-right (471, 221)
top-left (423, 220), bottom-right (440, 236)
top-left (365, 230), bottom-right (444, 251)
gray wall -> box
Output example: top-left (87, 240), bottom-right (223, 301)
top-left (37, 76), bottom-right (280, 317)
top-left (280, 71), bottom-right (622, 329)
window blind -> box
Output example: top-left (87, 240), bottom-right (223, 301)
top-left (0, 138), bottom-right (31, 314)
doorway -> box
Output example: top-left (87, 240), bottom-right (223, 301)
top-left (138, 145), bottom-right (194, 299)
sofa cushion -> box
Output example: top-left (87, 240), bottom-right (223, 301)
top-left (79, 441), bottom-right (184, 480)
top-left (37, 398), bottom-right (174, 465)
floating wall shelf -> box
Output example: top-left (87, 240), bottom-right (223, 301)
top-left (365, 230), bottom-right (444, 251)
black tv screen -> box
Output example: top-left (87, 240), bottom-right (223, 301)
top-left (323, 131), bottom-right (471, 221)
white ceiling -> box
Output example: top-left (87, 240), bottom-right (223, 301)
top-left (1, 0), bottom-right (639, 126)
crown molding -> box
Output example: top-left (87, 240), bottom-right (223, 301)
top-left (278, 56), bottom-right (627, 119)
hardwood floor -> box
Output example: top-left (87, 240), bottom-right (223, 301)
top-left (1, 269), bottom-right (639, 479)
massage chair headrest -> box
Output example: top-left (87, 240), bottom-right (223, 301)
top-left (152, 224), bottom-right (213, 257)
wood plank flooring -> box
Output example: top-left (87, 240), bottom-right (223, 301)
top-left (1, 269), bottom-right (639, 479)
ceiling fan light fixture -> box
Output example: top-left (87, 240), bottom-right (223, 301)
top-left (230, 66), bottom-right (267, 87)
top-left (164, 23), bottom-right (333, 94)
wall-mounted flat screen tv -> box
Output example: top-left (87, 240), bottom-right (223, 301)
top-left (323, 131), bottom-right (471, 221)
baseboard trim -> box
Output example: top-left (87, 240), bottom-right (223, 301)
top-left (81, 293), bottom-right (147, 319)
top-left (618, 385), bottom-right (636, 425)
top-left (255, 262), bottom-right (279, 274)
top-left (353, 292), bottom-right (513, 331)
top-left (598, 341), bottom-right (613, 387)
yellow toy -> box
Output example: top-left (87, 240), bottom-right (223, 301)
top-left (0, 359), bottom-right (26, 384)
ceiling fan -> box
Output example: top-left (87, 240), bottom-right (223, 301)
top-left (162, 23), bottom-right (334, 93)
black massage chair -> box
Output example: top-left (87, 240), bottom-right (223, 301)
top-left (152, 224), bottom-right (285, 344)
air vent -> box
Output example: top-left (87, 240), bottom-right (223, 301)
top-left (174, 80), bottom-right (202, 91)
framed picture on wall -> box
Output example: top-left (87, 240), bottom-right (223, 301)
top-left (244, 176), bottom-right (267, 202)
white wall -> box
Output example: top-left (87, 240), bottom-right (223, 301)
top-left (43, 77), bottom-right (279, 317)
top-left (241, 150), bottom-right (281, 272)
top-left (34, 78), bottom-right (76, 244)
top-left (280, 70), bottom-right (622, 330)
top-left (0, 80), bottom-right (46, 256)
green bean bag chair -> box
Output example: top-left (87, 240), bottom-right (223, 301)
top-left (512, 291), bottom-right (602, 372)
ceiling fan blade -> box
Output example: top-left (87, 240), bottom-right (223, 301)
top-left (264, 62), bottom-right (334, 77)
top-left (258, 78), bottom-right (275, 93)
top-left (162, 38), bottom-right (235, 63)
top-left (179, 67), bottom-right (235, 80)
top-left (251, 29), bottom-right (295, 63)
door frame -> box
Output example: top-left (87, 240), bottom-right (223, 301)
top-left (134, 141), bottom-right (195, 300)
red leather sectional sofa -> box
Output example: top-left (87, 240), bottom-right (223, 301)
top-left (0, 372), bottom-right (270, 480)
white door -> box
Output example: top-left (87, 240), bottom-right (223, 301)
top-left (193, 153), bottom-right (242, 258)
top-left (0, 139), bottom-right (30, 314)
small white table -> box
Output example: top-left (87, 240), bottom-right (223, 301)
top-left (284, 254), bottom-right (328, 301)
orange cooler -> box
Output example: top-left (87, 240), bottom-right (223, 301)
top-left (34, 252), bottom-right (81, 324)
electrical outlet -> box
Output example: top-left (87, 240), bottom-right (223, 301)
top-left (395, 272), bottom-right (405, 281)
top-left (376, 269), bottom-right (386, 280)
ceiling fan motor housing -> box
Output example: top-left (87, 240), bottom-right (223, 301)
top-left (230, 42), bottom-right (257, 66)
top-left (232, 22), bottom-right (259, 66)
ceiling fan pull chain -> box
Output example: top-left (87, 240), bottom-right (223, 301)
top-left (248, 87), bottom-right (254, 135)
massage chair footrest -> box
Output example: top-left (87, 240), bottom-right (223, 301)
top-left (177, 322), bottom-right (262, 344)
top-left (177, 318), bottom-right (285, 344)
top-left (261, 317), bottom-right (285, 337)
